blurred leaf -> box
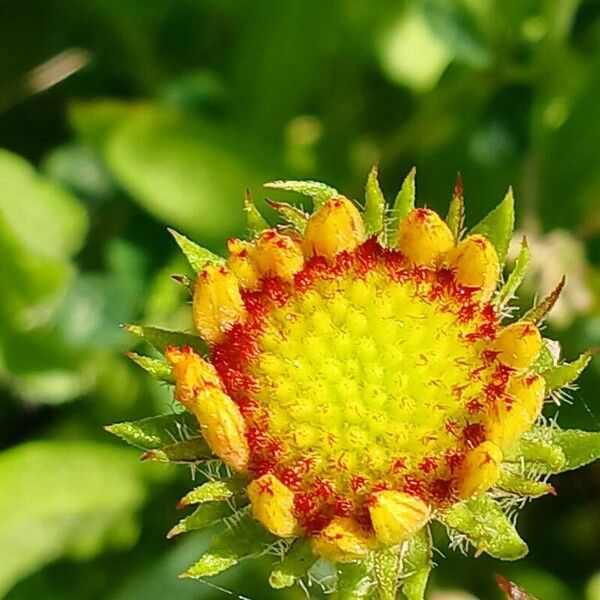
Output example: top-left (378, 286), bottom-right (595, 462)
top-left (181, 509), bottom-right (275, 579)
top-left (105, 412), bottom-right (198, 451)
top-left (0, 441), bottom-right (146, 597)
top-left (269, 538), bottom-right (315, 589)
top-left (470, 187), bottom-right (514, 264)
top-left (441, 496), bottom-right (528, 560)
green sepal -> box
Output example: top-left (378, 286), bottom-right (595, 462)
top-left (373, 546), bottom-right (401, 600)
top-left (105, 412), bottom-right (198, 450)
top-left (495, 237), bottom-right (530, 308)
top-left (498, 466), bottom-right (555, 498)
top-left (177, 477), bottom-right (246, 508)
top-left (388, 167), bottom-right (416, 245)
top-left (123, 323), bottom-right (206, 355)
top-left (244, 189), bottom-right (269, 235)
top-left (541, 351), bottom-right (593, 392)
top-left (168, 228), bottom-right (225, 272)
top-left (522, 277), bottom-right (565, 325)
top-left (266, 199), bottom-right (308, 232)
top-left (140, 436), bottom-right (212, 464)
top-left (364, 165), bottom-right (386, 237)
top-left (269, 538), bottom-right (315, 589)
top-left (530, 339), bottom-right (558, 374)
top-left (333, 561), bottom-right (376, 600)
top-left (264, 179), bottom-right (338, 209)
top-left (126, 352), bottom-right (174, 383)
top-left (534, 427), bottom-right (600, 471)
top-left (469, 187), bottom-right (514, 264)
top-left (401, 526), bottom-right (432, 600)
top-left (171, 274), bottom-right (194, 294)
top-left (445, 174), bottom-right (465, 243)
top-left (167, 501), bottom-right (238, 539)
top-left (504, 437), bottom-right (566, 474)
top-left (181, 509), bottom-right (276, 579)
top-left (441, 495), bottom-right (528, 560)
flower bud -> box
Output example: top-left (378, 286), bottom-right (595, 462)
top-left (397, 208), bottom-right (454, 267)
top-left (254, 230), bottom-right (304, 281)
top-left (247, 473), bottom-right (298, 537)
top-left (303, 196), bottom-right (365, 259)
top-left (312, 517), bottom-right (377, 562)
top-left (445, 234), bottom-right (500, 301)
top-left (368, 490), bottom-right (431, 546)
top-left (490, 322), bottom-right (542, 370)
top-left (226, 239), bottom-right (259, 289)
top-left (456, 441), bottom-right (502, 499)
top-left (193, 265), bottom-right (246, 343)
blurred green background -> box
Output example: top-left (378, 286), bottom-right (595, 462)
top-left (0, 1), bottom-right (599, 598)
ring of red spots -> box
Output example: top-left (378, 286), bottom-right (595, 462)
top-left (210, 238), bottom-right (508, 534)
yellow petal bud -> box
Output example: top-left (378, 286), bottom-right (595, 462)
top-left (312, 517), bottom-right (377, 563)
top-left (165, 346), bottom-right (222, 406)
top-left (226, 239), bottom-right (259, 289)
top-left (192, 265), bottom-right (246, 343)
top-left (490, 322), bottom-right (542, 370)
top-left (368, 491), bottom-right (431, 546)
top-left (254, 230), bottom-right (304, 281)
top-left (194, 387), bottom-right (249, 472)
top-left (247, 473), bottom-right (298, 537)
top-left (397, 208), bottom-right (454, 267)
top-left (303, 196), bottom-right (365, 259)
top-left (488, 374), bottom-right (546, 449)
top-left (445, 234), bottom-right (500, 301)
top-left (456, 441), bottom-right (502, 499)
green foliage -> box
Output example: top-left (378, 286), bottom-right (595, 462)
top-left (401, 528), bottom-right (432, 600)
top-left (333, 562), bottom-right (375, 600)
top-left (495, 237), bottom-right (531, 308)
top-left (388, 168), bottom-right (416, 244)
top-left (168, 229), bottom-right (224, 273)
top-left (123, 324), bottom-right (206, 355)
top-left (541, 351), bottom-right (593, 392)
top-left (364, 166), bottom-right (386, 237)
top-left (264, 180), bottom-right (338, 208)
top-left (178, 478), bottom-right (246, 508)
top-left (0, 441), bottom-right (147, 597)
top-left (269, 539), bottom-right (315, 589)
top-left (166, 502), bottom-right (237, 539)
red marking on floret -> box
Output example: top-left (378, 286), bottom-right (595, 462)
top-left (250, 459), bottom-right (276, 477)
top-left (458, 303), bottom-right (477, 323)
top-left (354, 506), bottom-right (373, 529)
top-left (246, 424), bottom-right (269, 450)
top-left (466, 398), bottom-right (484, 413)
top-left (463, 423), bottom-right (486, 448)
top-left (312, 478), bottom-right (335, 500)
top-left (371, 481), bottom-right (391, 494)
top-left (332, 250), bottom-right (354, 275)
top-left (403, 475), bottom-right (425, 498)
top-left (466, 321), bottom-right (498, 342)
top-left (445, 419), bottom-right (460, 436)
top-left (332, 496), bottom-right (354, 517)
top-left (419, 456), bottom-right (438, 474)
top-left (410, 266), bottom-right (431, 283)
top-left (298, 456), bottom-right (316, 474)
top-left (350, 475), bottom-right (367, 493)
top-left (492, 363), bottom-right (513, 385)
top-left (278, 467), bottom-right (302, 490)
top-left (430, 478), bottom-right (455, 505)
top-left (258, 478), bottom-right (274, 495)
top-left (482, 349), bottom-right (501, 364)
top-left (482, 303), bottom-right (497, 322)
top-left (236, 396), bottom-right (259, 417)
top-left (444, 449), bottom-right (465, 471)
top-left (414, 207), bottom-right (430, 222)
top-left (241, 290), bottom-right (270, 318)
top-left (383, 250), bottom-right (407, 280)
top-left (293, 269), bottom-right (315, 293)
top-left (452, 384), bottom-right (468, 399)
top-left (261, 276), bottom-right (291, 306)
top-left (304, 513), bottom-right (332, 536)
top-left (294, 492), bottom-right (316, 517)
top-left (484, 381), bottom-right (507, 404)
top-left (391, 457), bottom-right (407, 473)
top-left (354, 238), bottom-right (382, 276)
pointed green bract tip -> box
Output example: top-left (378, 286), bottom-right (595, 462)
top-left (363, 164), bottom-right (386, 237)
top-left (244, 189), bottom-right (269, 235)
top-left (264, 179), bottom-right (338, 208)
top-left (168, 228), bottom-right (224, 272)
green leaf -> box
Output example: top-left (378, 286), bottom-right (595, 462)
top-left (530, 339), bottom-right (559, 374)
top-left (538, 427), bottom-right (600, 471)
top-left (264, 179), bottom-right (338, 208)
top-left (266, 199), bottom-right (308, 232)
top-left (373, 546), bottom-right (401, 600)
top-left (123, 324), bottom-right (206, 355)
top-left (181, 509), bottom-right (275, 579)
top-left (498, 467), bottom-right (555, 498)
top-left (388, 167), bottom-right (416, 244)
top-left (141, 436), bottom-right (212, 464)
top-left (401, 527), bottom-right (432, 600)
top-left (445, 174), bottom-right (465, 242)
top-left (495, 237), bottom-right (531, 308)
top-left (168, 228), bottom-right (224, 273)
top-left (441, 496), bottom-right (528, 560)
top-left (0, 441), bottom-right (146, 596)
top-left (364, 165), bottom-right (386, 237)
top-left (167, 502), bottom-right (237, 539)
top-left (541, 351), bottom-right (593, 392)
top-left (126, 352), bottom-right (174, 383)
top-left (105, 412), bottom-right (198, 451)
top-left (333, 561), bottom-right (376, 600)
top-left (522, 277), bottom-right (565, 325)
top-left (177, 478), bottom-right (246, 508)
top-left (469, 187), bottom-right (514, 264)
top-left (505, 438), bottom-right (566, 474)
top-left (269, 538), bottom-right (315, 589)
top-left (244, 189), bottom-right (269, 235)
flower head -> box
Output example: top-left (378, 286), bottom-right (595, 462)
top-left (109, 169), bottom-right (599, 599)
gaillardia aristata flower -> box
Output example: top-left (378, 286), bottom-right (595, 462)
top-left (109, 169), bottom-right (600, 599)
